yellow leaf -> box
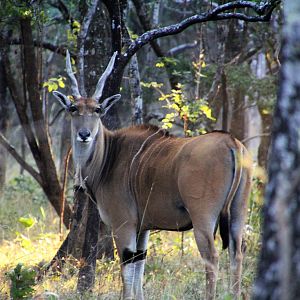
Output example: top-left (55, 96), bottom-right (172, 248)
top-left (200, 105), bottom-right (216, 121)
top-left (58, 81), bottom-right (65, 88)
top-left (261, 109), bottom-right (270, 115)
top-left (171, 103), bottom-right (180, 111)
top-left (156, 62), bottom-right (165, 68)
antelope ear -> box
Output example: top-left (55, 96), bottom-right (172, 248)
top-left (53, 91), bottom-right (72, 109)
top-left (99, 94), bottom-right (121, 116)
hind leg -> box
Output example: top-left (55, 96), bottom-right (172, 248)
top-left (229, 170), bottom-right (252, 299)
top-left (193, 225), bottom-right (219, 300)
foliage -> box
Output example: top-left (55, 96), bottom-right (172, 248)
top-left (43, 76), bottom-right (66, 92)
top-left (6, 263), bottom-right (36, 300)
top-left (4, 175), bottom-right (46, 205)
top-left (226, 64), bottom-right (277, 110)
top-left (142, 76), bottom-right (215, 135)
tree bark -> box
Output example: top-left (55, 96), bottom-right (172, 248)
top-left (253, 1), bottom-right (300, 298)
top-left (129, 54), bottom-right (143, 125)
top-left (230, 88), bottom-right (246, 141)
top-left (77, 194), bottom-right (100, 292)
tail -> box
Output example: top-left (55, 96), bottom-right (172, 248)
top-left (219, 212), bottom-right (230, 250)
top-left (219, 143), bottom-right (243, 250)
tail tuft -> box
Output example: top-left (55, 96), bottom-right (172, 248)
top-left (219, 212), bottom-right (229, 250)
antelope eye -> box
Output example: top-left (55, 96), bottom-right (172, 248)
top-left (95, 106), bottom-right (103, 114)
top-left (68, 105), bottom-right (78, 113)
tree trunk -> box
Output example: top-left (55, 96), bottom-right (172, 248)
top-left (0, 56), bottom-right (9, 197)
top-left (129, 54), bottom-right (143, 125)
top-left (48, 188), bottom-right (88, 269)
top-left (20, 17), bottom-right (72, 227)
top-left (81, 0), bottom-right (116, 259)
top-left (253, 2), bottom-right (300, 298)
top-left (230, 88), bottom-right (246, 141)
top-left (77, 195), bottom-right (100, 292)
top-left (0, 18), bottom-right (72, 227)
top-left (257, 110), bottom-right (272, 170)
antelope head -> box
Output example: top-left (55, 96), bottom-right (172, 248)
top-left (53, 50), bottom-right (121, 166)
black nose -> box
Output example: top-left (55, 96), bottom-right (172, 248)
top-left (78, 128), bottom-right (91, 141)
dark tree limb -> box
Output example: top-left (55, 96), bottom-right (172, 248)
top-left (3, 37), bottom-right (68, 56)
top-left (50, 0), bottom-right (73, 24)
top-left (131, 0), bottom-right (164, 57)
top-left (121, 0), bottom-right (281, 65)
top-left (0, 133), bottom-right (42, 185)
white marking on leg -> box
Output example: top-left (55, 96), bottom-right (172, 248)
top-left (122, 263), bottom-right (136, 299)
top-left (134, 260), bottom-right (146, 300)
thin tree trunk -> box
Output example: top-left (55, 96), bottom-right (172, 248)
top-left (230, 88), bottom-right (246, 141)
top-left (0, 56), bottom-right (9, 197)
top-left (257, 110), bottom-right (272, 170)
top-left (129, 54), bottom-right (143, 125)
top-left (221, 70), bottom-right (229, 132)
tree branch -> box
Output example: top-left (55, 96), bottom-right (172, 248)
top-left (50, 0), bottom-right (72, 23)
top-left (122, 0), bottom-right (280, 64)
top-left (167, 41), bottom-right (198, 56)
top-left (0, 132), bottom-right (42, 185)
top-left (4, 38), bottom-right (68, 56)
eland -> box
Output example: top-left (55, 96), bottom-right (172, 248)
top-left (53, 51), bottom-right (252, 300)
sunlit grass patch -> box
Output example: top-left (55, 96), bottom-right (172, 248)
top-left (0, 230), bottom-right (259, 299)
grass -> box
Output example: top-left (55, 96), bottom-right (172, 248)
top-left (0, 175), bottom-right (262, 299)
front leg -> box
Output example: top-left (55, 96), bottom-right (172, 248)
top-left (114, 226), bottom-right (149, 299)
top-left (134, 230), bottom-right (150, 299)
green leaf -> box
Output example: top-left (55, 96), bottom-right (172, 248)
top-left (18, 216), bottom-right (36, 228)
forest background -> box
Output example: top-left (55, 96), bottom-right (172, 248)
top-left (0, 0), bottom-right (286, 299)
